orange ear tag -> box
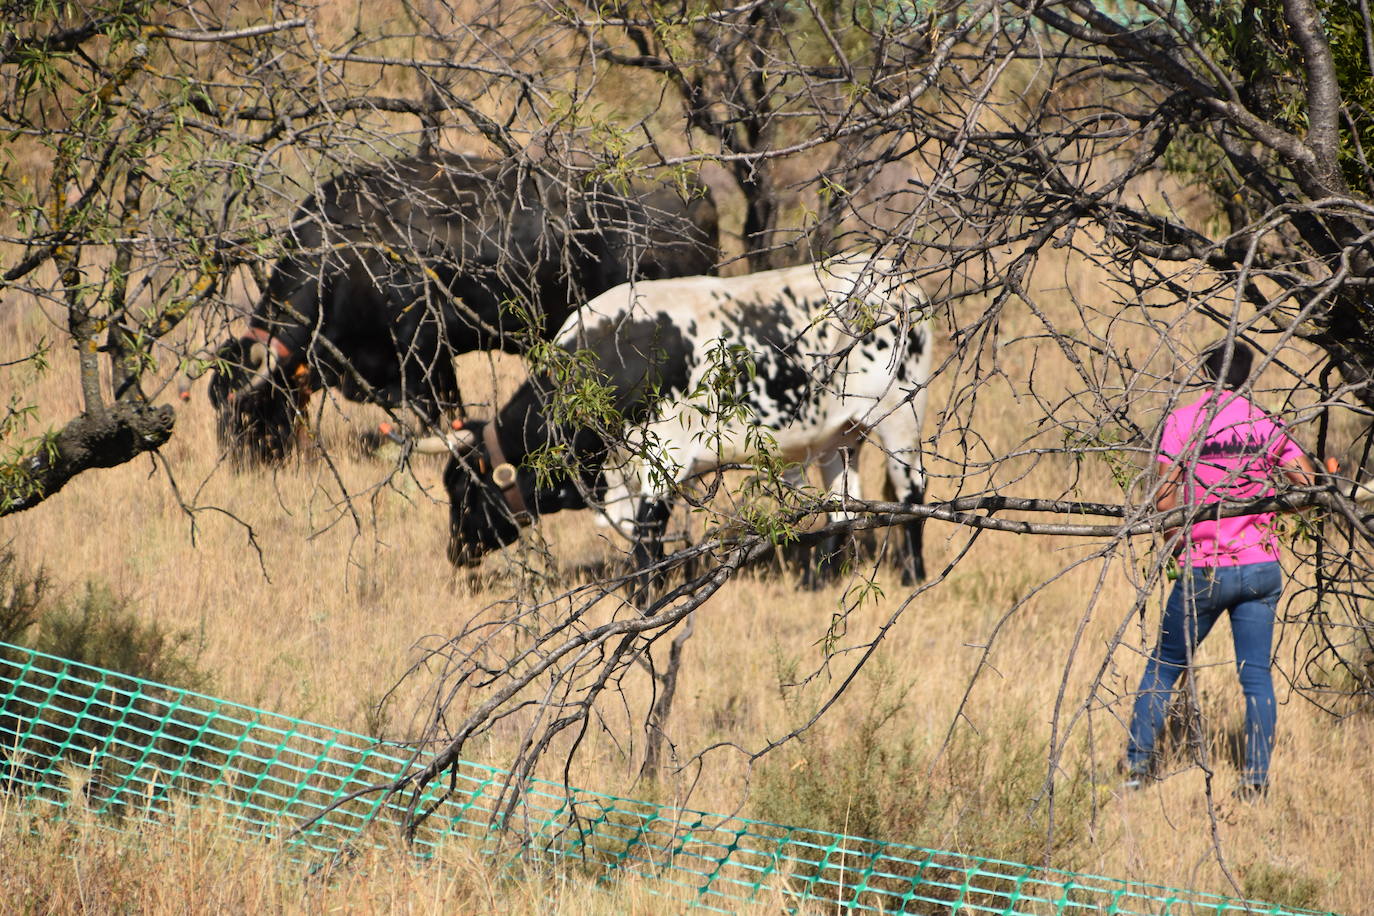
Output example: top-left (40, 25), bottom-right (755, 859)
top-left (451, 419), bottom-right (465, 430)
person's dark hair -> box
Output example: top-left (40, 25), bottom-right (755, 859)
top-left (1200, 339), bottom-right (1254, 390)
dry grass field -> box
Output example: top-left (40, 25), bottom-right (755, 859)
top-left (0, 790), bottom-right (781, 914)
top-left (3, 223), bottom-right (1373, 913)
top-left (3, 4), bottom-right (1372, 907)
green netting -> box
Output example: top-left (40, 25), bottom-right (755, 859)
top-left (0, 640), bottom-right (1332, 915)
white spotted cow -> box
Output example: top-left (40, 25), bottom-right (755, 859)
top-left (418, 254), bottom-right (933, 590)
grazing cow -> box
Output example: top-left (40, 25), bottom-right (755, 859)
top-left (418, 255), bottom-right (932, 589)
top-left (198, 152), bottom-right (719, 463)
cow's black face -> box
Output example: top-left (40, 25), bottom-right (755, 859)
top-left (442, 428), bottom-right (523, 567)
top-left (207, 337), bottom-right (300, 464)
top-left (441, 420), bottom-right (601, 567)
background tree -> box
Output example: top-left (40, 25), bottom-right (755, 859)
top-left (558, 0), bottom-right (988, 268)
top-left (1, 2), bottom-right (323, 514)
top-left (909, 0), bottom-right (1374, 706)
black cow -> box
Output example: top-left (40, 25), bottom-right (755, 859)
top-left (415, 255), bottom-right (932, 591)
top-left (200, 152), bottom-right (719, 462)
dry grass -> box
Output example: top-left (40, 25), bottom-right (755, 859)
top-left (3, 234), bottom-right (1371, 912)
top-left (0, 789), bottom-right (776, 915)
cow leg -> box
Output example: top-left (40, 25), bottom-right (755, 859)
top-left (774, 465), bottom-right (816, 579)
top-left (806, 446), bottom-right (860, 590)
top-left (875, 439), bottom-right (927, 585)
top-left (594, 451), bottom-right (641, 538)
top-left (630, 498), bottom-right (672, 609)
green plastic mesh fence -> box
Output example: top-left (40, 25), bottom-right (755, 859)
top-left (0, 640), bottom-right (1331, 915)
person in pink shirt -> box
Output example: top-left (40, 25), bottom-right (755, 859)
top-left (1124, 340), bottom-right (1316, 798)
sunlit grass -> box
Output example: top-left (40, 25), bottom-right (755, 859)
top-left (2, 183), bottom-right (1367, 914)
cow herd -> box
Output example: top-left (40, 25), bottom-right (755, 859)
top-left (192, 152), bottom-right (932, 591)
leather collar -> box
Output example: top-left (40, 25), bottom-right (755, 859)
top-left (482, 423), bottom-right (531, 525)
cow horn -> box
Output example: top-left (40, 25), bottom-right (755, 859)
top-left (243, 341), bottom-right (278, 392)
top-left (413, 427), bottom-right (477, 455)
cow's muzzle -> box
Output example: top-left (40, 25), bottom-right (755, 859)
top-left (446, 537), bottom-right (486, 568)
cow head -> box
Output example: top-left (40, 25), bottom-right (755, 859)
top-left (207, 333), bottom-right (307, 464)
top-left (419, 419), bottom-right (600, 567)
top-left (415, 421), bottom-right (525, 567)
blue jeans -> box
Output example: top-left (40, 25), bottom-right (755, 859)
top-left (1126, 562), bottom-right (1282, 786)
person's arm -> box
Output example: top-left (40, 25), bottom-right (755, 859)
top-left (1281, 453), bottom-right (1317, 488)
top-left (1154, 411), bottom-right (1187, 548)
top-left (1156, 463), bottom-right (1182, 512)
top-left (1156, 462), bottom-right (1184, 550)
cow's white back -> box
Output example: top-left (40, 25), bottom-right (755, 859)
top-left (564, 255), bottom-right (932, 566)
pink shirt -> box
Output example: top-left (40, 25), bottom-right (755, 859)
top-left (1158, 391), bottom-right (1305, 567)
